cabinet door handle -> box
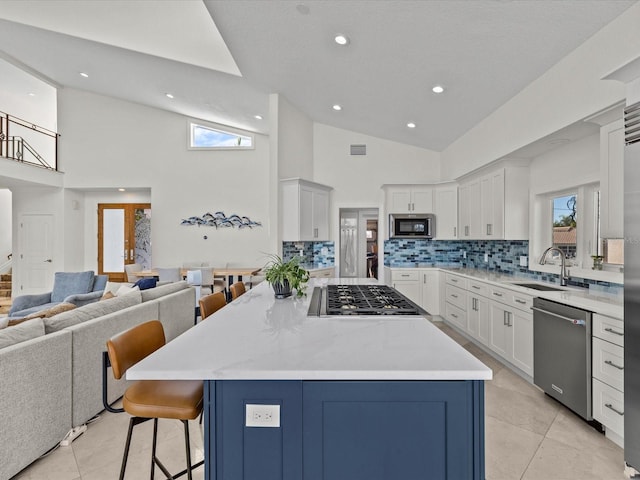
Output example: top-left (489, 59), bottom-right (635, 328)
top-left (508, 312), bottom-right (513, 327)
top-left (515, 299), bottom-right (527, 304)
top-left (423, 274), bottom-right (426, 283)
top-left (493, 292), bottom-right (503, 297)
top-left (465, 226), bottom-right (469, 236)
top-left (453, 227), bottom-right (457, 237)
top-left (605, 403), bottom-right (624, 416)
top-left (450, 278), bottom-right (458, 283)
top-left (408, 202), bottom-right (411, 211)
top-left (604, 360), bottom-right (624, 370)
top-left (451, 294), bottom-right (458, 298)
top-left (401, 274), bottom-right (410, 277)
top-left (472, 285), bottom-right (481, 290)
top-left (503, 311), bottom-right (508, 326)
top-left (487, 223), bottom-right (492, 236)
top-left (604, 327), bottom-right (624, 336)
top-left (451, 313), bottom-right (458, 318)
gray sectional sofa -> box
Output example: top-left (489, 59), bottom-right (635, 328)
top-left (0, 281), bottom-right (196, 480)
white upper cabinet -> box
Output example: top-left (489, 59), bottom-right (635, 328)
top-left (458, 166), bottom-right (529, 240)
top-left (434, 183), bottom-right (458, 240)
top-left (600, 119), bottom-right (624, 239)
top-left (281, 178), bottom-right (332, 242)
top-left (386, 186), bottom-right (434, 213)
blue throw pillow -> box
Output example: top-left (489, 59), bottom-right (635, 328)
top-left (133, 278), bottom-right (157, 290)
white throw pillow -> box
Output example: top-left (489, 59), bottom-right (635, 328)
top-left (116, 285), bottom-right (140, 297)
top-left (105, 281), bottom-right (133, 295)
top-left (0, 316), bottom-right (9, 330)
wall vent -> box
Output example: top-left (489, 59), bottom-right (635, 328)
top-left (625, 102), bottom-right (640, 145)
top-left (350, 144), bottom-right (366, 155)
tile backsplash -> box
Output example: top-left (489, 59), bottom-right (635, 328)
top-left (283, 241), bottom-right (335, 268)
top-left (384, 239), bottom-right (622, 295)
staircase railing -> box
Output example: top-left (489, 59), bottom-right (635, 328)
top-left (0, 111), bottom-right (59, 171)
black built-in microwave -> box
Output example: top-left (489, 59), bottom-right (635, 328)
top-left (389, 213), bottom-right (435, 239)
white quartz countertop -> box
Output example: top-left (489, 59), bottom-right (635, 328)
top-left (127, 278), bottom-right (492, 382)
top-left (387, 266), bottom-right (623, 319)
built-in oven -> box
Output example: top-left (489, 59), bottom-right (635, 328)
top-left (389, 213), bottom-right (435, 239)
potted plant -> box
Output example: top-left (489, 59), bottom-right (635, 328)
top-left (263, 254), bottom-right (310, 298)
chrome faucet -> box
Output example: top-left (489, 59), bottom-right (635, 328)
top-left (539, 247), bottom-right (569, 286)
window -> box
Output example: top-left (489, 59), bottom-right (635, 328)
top-left (189, 121), bottom-right (253, 149)
top-left (552, 193), bottom-right (577, 260)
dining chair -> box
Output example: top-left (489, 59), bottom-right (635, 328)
top-left (199, 267), bottom-right (226, 296)
top-left (156, 267), bottom-right (181, 283)
top-left (124, 263), bottom-right (142, 283)
top-left (105, 320), bottom-right (204, 480)
top-left (229, 281), bottom-right (246, 300)
top-left (199, 291), bottom-right (227, 320)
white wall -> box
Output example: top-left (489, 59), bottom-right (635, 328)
top-left (58, 88), bottom-right (272, 268)
top-left (275, 95), bottom-right (314, 180)
top-left (441, 2), bottom-right (640, 180)
top-left (313, 122), bottom-right (441, 273)
top-left (0, 189), bottom-right (12, 262)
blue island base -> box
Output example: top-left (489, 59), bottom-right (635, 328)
top-left (204, 380), bottom-right (485, 480)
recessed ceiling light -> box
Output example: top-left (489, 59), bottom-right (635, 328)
top-left (332, 104), bottom-right (342, 111)
top-left (334, 34), bottom-right (350, 46)
top-left (165, 93), bottom-right (174, 99)
top-left (432, 85), bottom-right (445, 94)
top-left (118, 188), bottom-right (126, 192)
top-left (254, 115), bottom-right (263, 120)
top-left (28, 93), bottom-right (35, 97)
top-left (79, 72), bottom-right (89, 78)
top-left (407, 122), bottom-right (416, 129)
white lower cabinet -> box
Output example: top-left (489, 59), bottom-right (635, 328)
top-left (445, 301), bottom-right (467, 331)
top-left (308, 267), bottom-right (335, 279)
top-left (487, 290), bottom-right (534, 377)
top-left (389, 269), bottom-right (422, 306)
top-left (592, 313), bottom-right (624, 445)
top-left (421, 270), bottom-right (440, 316)
top-left (467, 294), bottom-right (489, 346)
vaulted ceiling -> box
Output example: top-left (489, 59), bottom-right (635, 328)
top-left (0, 0), bottom-right (636, 152)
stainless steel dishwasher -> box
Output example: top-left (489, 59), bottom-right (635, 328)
top-left (532, 297), bottom-right (592, 420)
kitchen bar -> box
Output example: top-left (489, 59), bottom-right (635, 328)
top-left (128, 278), bottom-right (492, 480)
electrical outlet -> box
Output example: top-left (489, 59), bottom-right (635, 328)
top-left (299, 249), bottom-right (304, 257)
top-left (520, 256), bottom-right (528, 267)
top-left (462, 250), bottom-right (466, 259)
top-left (245, 404), bottom-right (280, 428)
top-left (484, 253), bottom-right (489, 262)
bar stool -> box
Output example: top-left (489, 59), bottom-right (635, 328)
top-left (105, 320), bottom-right (204, 480)
top-left (229, 281), bottom-right (246, 300)
top-left (199, 291), bottom-right (227, 320)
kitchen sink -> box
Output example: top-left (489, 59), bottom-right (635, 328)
top-left (509, 282), bottom-right (564, 292)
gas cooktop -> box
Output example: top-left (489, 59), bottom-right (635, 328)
top-left (307, 284), bottom-right (425, 317)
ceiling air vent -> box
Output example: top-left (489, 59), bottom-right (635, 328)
top-left (625, 102), bottom-right (640, 145)
top-left (350, 144), bottom-right (366, 155)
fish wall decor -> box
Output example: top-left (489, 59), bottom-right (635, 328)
top-left (180, 211), bottom-right (262, 229)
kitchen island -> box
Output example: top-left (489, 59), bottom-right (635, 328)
top-left (128, 278), bottom-right (492, 480)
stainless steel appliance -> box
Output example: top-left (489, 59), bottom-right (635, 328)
top-left (532, 297), bottom-right (592, 420)
top-left (389, 213), bottom-right (435, 239)
top-left (307, 284), bottom-right (425, 317)
top-left (624, 101), bottom-right (640, 473)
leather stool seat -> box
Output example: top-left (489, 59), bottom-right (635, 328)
top-left (124, 380), bottom-right (203, 420)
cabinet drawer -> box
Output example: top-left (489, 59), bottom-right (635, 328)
top-left (593, 378), bottom-right (624, 437)
top-left (445, 302), bottom-right (467, 330)
top-left (593, 337), bottom-right (624, 391)
top-left (509, 291), bottom-right (533, 312)
top-left (445, 284), bottom-right (467, 310)
top-left (391, 269), bottom-right (420, 282)
top-left (593, 313), bottom-right (624, 347)
top-left (467, 280), bottom-right (489, 297)
top-left (488, 285), bottom-right (510, 303)
top-left (445, 273), bottom-right (467, 289)
top-left (309, 268), bottom-right (335, 278)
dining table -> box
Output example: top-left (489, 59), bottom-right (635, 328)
top-left (137, 267), bottom-right (262, 287)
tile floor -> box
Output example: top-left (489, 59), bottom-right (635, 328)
top-left (12, 321), bottom-right (626, 480)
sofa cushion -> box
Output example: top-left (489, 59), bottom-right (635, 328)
top-left (116, 285), bottom-right (140, 297)
top-left (44, 293), bottom-right (142, 333)
top-left (51, 271), bottom-right (95, 303)
top-left (133, 277), bottom-right (157, 290)
top-left (0, 318), bottom-right (45, 349)
top-left (7, 303), bottom-right (77, 326)
top-left (141, 280), bottom-right (189, 302)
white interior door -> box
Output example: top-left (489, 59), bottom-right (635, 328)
top-left (18, 213), bottom-right (54, 294)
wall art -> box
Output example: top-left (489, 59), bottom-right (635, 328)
top-left (181, 211), bottom-right (262, 229)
